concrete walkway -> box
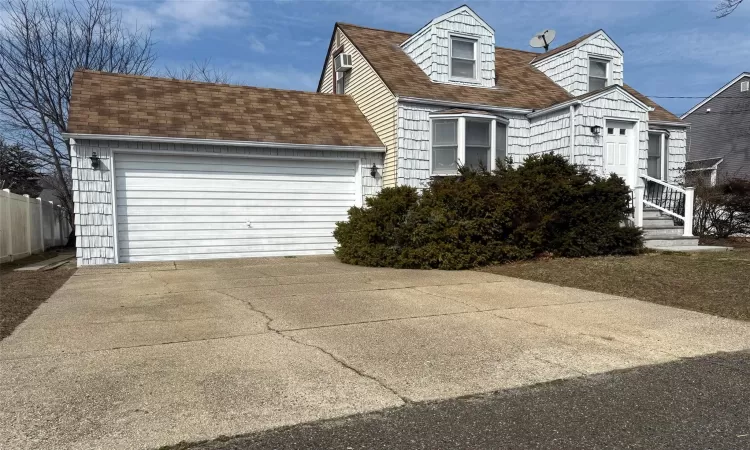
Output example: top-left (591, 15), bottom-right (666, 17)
top-left (2, 255), bottom-right (750, 449)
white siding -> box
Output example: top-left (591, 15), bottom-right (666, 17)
top-left (663, 128), bottom-right (687, 184)
top-left (322, 28), bottom-right (398, 187)
top-left (401, 7), bottom-right (495, 87)
top-left (533, 32), bottom-right (624, 96)
top-left (529, 109), bottom-right (572, 158)
top-left (574, 89), bottom-right (649, 176)
top-left (72, 139), bottom-right (383, 265)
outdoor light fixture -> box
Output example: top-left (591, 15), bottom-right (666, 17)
top-left (89, 152), bottom-right (101, 170)
top-left (370, 163), bottom-right (378, 178)
top-left (590, 125), bottom-right (602, 135)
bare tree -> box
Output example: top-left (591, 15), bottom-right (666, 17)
top-left (164, 59), bottom-right (231, 84)
top-left (715, 0), bottom-right (744, 17)
top-left (0, 0), bottom-right (156, 232)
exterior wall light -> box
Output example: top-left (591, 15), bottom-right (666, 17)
top-left (590, 125), bottom-right (602, 135)
top-left (370, 163), bottom-right (379, 178)
top-left (90, 152), bottom-right (101, 170)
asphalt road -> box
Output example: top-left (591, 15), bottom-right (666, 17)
top-left (166, 350), bottom-right (750, 450)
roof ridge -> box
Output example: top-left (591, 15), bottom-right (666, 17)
top-left (336, 22), bottom-right (411, 38)
top-left (74, 69), bottom-right (341, 97)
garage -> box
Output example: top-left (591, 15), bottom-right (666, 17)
top-left (67, 70), bottom-right (384, 265)
top-left (114, 153), bottom-right (359, 262)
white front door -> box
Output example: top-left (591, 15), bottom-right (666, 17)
top-left (604, 121), bottom-right (633, 185)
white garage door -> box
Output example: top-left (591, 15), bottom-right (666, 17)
top-left (114, 153), bottom-right (358, 263)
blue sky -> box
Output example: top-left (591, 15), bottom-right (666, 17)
top-left (115, 1), bottom-right (748, 116)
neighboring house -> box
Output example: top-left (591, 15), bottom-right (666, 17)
top-left (681, 72), bottom-right (750, 184)
top-left (66, 5), bottom-right (690, 265)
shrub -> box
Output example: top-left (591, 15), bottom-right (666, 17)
top-left (693, 178), bottom-right (750, 238)
top-left (334, 154), bottom-right (643, 269)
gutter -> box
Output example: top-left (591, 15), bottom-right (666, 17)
top-left (527, 99), bottom-right (582, 118)
top-left (61, 133), bottom-right (386, 153)
top-left (398, 96), bottom-right (532, 115)
top-left (648, 120), bottom-right (689, 128)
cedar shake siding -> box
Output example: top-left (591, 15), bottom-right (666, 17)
top-left (683, 74), bottom-right (750, 181)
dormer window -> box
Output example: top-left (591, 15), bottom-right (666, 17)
top-left (588, 57), bottom-right (609, 92)
top-left (450, 36), bottom-right (477, 81)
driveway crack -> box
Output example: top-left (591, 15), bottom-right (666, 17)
top-left (219, 290), bottom-right (408, 405)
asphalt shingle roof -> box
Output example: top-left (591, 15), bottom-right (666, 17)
top-left (68, 70), bottom-right (385, 148)
top-left (338, 24), bottom-right (684, 123)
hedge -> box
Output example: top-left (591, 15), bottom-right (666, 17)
top-left (334, 154), bottom-right (643, 269)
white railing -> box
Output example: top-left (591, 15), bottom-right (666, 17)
top-left (637, 175), bottom-right (695, 237)
top-left (0, 189), bottom-right (71, 263)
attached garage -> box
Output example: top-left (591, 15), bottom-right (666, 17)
top-left (114, 153), bottom-right (359, 262)
top-left (66, 70), bottom-right (384, 265)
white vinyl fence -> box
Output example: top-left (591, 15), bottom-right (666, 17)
top-left (1, 189), bottom-right (71, 263)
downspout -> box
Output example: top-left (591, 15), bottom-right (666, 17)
top-left (568, 104), bottom-right (575, 161)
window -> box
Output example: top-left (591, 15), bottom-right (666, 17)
top-left (431, 116), bottom-right (506, 175)
top-left (432, 120), bottom-right (458, 174)
top-left (464, 121), bottom-right (491, 169)
top-left (335, 70), bottom-right (347, 94)
top-left (741, 81), bottom-right (749, 92)
top-left (496, 122), bottom-right (508, 163)
top-left (647, 132), bottom-right (669, 180)
top-left (450, 37), bottom-right (477, 80)
top-left (588, 58), bottom-right (609, 92)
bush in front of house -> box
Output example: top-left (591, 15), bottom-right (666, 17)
top-left (334, 153), bottom-right (643, 270)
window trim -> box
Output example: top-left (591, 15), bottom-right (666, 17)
top-left (429, 115), bottom-right (508, 176)
top-left (588, 56), bottom-right (611, 92)
top-left (741, 80), bottom-right (749, 92)
top-left (449, 35), bottom-right (479, 82)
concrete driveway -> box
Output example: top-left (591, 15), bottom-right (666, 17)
top-left (2, 256), bottom-right (750, 449)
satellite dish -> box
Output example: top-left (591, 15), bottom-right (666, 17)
top-left (530, 29), bottom-right (556, 52)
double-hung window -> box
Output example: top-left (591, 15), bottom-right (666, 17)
top-left (450, 36), bottom-right (477, 81)
top-left (431, 115), bottom-right (508, 175)
top-left (432, 120), bottom-right (459, 174)
top-left (647, 131), bottom-right (669, 180)
top-left (588, 57), bottom-right (609, 92)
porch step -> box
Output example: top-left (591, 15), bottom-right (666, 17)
top-left (643, 208), bottom-right (670, 219)
top-left (642, 226), bottom-right (684, 237)
top-left (643, 235), bottom-right (700, 248)
top-left (642, 216), bottom-right (677, 227)
top-left (648, 245), bottom-right (734, 253)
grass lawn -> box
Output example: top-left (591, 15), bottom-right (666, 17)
top-left (482, 245), bottom-right (750, 321)
top-left (1, 251), bottom-right (76, 340)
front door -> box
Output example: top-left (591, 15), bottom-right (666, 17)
top-left (604, 121), bottom-right (633, 185)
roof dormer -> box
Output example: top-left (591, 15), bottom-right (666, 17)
top-left (401, 6), bottom-right (496, 88)
top-left (531, 30), bottom-right (623, 96)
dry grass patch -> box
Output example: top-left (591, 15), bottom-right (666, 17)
top-left (483, 249), bottom-right (750, 321)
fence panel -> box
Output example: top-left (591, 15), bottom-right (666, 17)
top-left (0, 189), bottom-right (70, 262)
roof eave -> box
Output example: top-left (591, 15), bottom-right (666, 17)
top-left (680, 72), bottom-right (750, 119)
top-left (62, 133), bottom-right (386, 153)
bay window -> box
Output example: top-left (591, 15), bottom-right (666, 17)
top-left (431, 115), bottom-right (508, 175)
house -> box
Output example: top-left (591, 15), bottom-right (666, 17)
top-left (681, 72), bottom-right (750, 185)
top-left (66, 5), bottom-right (692, 265)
